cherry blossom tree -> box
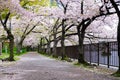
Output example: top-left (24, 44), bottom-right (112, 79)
top-left (49, 0), bottom-right (101, 62)
top-left (0, 12), bottom-right (15, 61)
top-left (42, 0), bottom-right (117, 64)
top-left (14, 18), bottom-right (40, 53)
top-left (109, 0), bottom-right (120, 75)
top-left (0, 0), bottom-right (39, 61)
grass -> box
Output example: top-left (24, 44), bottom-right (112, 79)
top-left (112, 70), bottom-right (120, 77)
top-left (39, 52), bottom-right (59, 60)
top-left (0, 51), bottom-right (27, 61)
top-left (39, 51), bottom-right (72, 61)
top-left (0, 53), bottom-right (9, 60)
top-left (39, 51), bottom-right (71, 61)
top-left (0, 53), bottom-right (20, 61)
top-left (74, 62), bottom-right (91, 68)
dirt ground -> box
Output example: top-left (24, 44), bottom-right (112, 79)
top-left (0, 52), bottom-right (119, 80)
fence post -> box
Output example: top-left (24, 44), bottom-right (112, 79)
top-left (83, 45), bottom-right (85, 60)
top-left (89, 44), bottom-right (92, 64)
top-left (98, 43), bottom-right (99, 66)
top-left (107, 42), bottom-right (110, 68)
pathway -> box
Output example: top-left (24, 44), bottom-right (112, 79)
top-left (0, 52), bottom-right (119, 80)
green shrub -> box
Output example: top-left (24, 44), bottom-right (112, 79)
top-left (0, 53), bottom-right (20, 61)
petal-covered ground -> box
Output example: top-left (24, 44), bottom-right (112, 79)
top-left (0, 52), bottom-right (119, 80)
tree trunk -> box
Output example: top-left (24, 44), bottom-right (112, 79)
top-left (109, 0), bottom-right (120, 73)
top-left (117, 20), bottom-right (120, 71)
top-left (61, 38), bottom-right (65, 60)
top-left (38, 38), bottom-right (43, 52)
top-left (46, 42), bottom-right (51, 55)
top-left (61, 19), bottom-right (66, 60)
top-left (77, 26), bottom-right (87, 64)
top-left (38, 44), bottom-right (40, 53)
top-left (52, 39), bottom-right (58, 57)
top-left (112, 17), bottom-right (120, 75)
top-left (0, 12), bottom-right (14, 61)
top-left (8, 35), bottom-right (14, 61)
top-left (52, 26), bottom-right (58, 57)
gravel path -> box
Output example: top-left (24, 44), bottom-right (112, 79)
top-left (0, 52), bottom-right (119, 80)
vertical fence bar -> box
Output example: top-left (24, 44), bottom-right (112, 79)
top-left (107, 42), bottom-right (110, 68)
top-left (83, 45), bottom-right (85, 61)
top-left (89, 44), bottom-right (92, 64)
top-left (98, 43), bottom-right (99, 66)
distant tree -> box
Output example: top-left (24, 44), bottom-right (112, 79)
top-left (16, 20), bottom-right (40, 53)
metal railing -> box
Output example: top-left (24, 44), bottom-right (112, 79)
top-left (41, 41), bottom-right (119, 68)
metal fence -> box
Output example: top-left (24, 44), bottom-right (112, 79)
top-left (55, 45), bottom-right (79, 59)
top-left (50, 41), bottom-right (119, 68)
top-left (84, 41), bottom-right (118, 68)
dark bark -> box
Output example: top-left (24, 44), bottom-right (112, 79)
top-left (52, 29), bottom-right (60, 57)
top-left (0, 12), bottom-right (15, 61)
top-left (110, 0), bottom-right (120, 73)
top-left (77, 1), bottom-right (87, 63)
top-left (45, 37), bottom-right (51, 55)
top-left (38, 38), bottom-right (43, 52)
top-left (8, 35), bottom-right (14, 61)
top-left (117, 21), bottom-right (120, 71)
top-left (58, 2), bottom-right (68, 60)
top-left (77, 22), bottom-right (86, 63)
top-left (76, 1), bottom-right (116, 63)
top-left (52, 30), bottom-right (58, 57)
top-left (52, 18), bottom-right (60, 57)
top-left (46, 43), bottom-right (51, 55)
top-left (61, 19), bottom-right (66, 60)
top-left (52, 39), bottom-right (58, 57)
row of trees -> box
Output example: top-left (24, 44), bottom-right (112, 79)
top-left (37, 0), bottom-right (120, 74)
top-left (38, 0), bottom-right (116, 63)
top-left (0, 0), bottom-right (120, 75)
